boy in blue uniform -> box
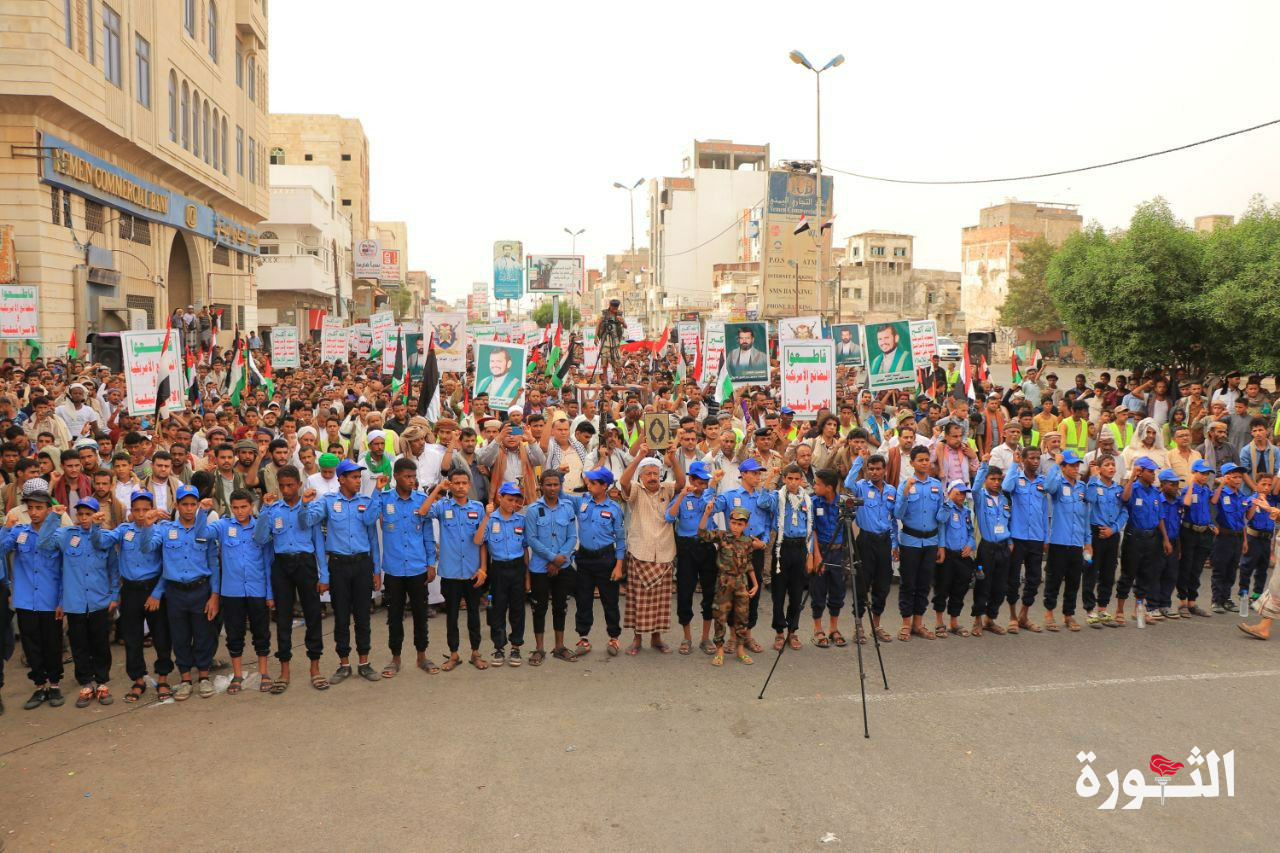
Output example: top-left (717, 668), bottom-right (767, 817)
top-left (1154, 469), bottom-right (1185, 619)
top-left (423, 468), bottom-right (489, 671)
top-left (971, 462), bottom-right (1011, 636)
top-left (1002, 446), bottom-right (1049, 634)
top-left (895, 445), bottom-right (944, 640)
top-left (770, 464), bottom-right (816, 652)
top-left (39, 496), bottom-right (118, 707)
top-left (1240, 472), bottom-right (1277, 601)
top-left (810, 468), bottom-right (847, 646)
top-left (1210, 463), bottom-right (1248, 612)
top-left (1177, 459), bottom-right (1215, 617)
top-left (94, 490), bottom-right (174, 701)
top-left (477, 482), bottom-right (528, 667)
top-left (1042, 451), bottom-right (1090, 632)
top-left (573, 467), bottom-right (626, 657)
top-left (525, 470), bottom-right (580, 665)
top-left (934, 480), bottom-right (976, 637)
top-left (1117, 456), bottom-right (1163, 623)
top-left (377, 458), bottom-right (437, 677)
top-left (666, 461), bottom-right (720, 655)
top-left (198, 488), bottom-right (272, 694)
top-left (844, 453), bottom-right (898, 645)
top-left (1, 481), bottom-right (66, 710)
top-left (1083, 455), bottom-right (1126, 627)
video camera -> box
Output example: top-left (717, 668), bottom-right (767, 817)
top-left (839, 494), bottom-right (864, 517)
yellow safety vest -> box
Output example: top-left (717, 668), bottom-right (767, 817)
top-left (1104, 422), bottom-right (1134, 448)
top-left (1061, 417), bottom-right (1090, 454)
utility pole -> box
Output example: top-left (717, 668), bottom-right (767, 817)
top-left (789, 51), bottom-right (844, 318)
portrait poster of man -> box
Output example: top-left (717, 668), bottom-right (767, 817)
top-left (865, 320), bottom-right (915, 391)
top-left (832, 323), bottom-right (863, 366)
top-left (723, 321), bottom-right (769, 384)
top-left (473, 341), bottom-right (526, 409)
top-left (405, 333), bottom-right (425, 379)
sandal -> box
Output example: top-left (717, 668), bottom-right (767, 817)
top-left (310, 673), bottom-right (330, 690)
top-left (711, 650), bottom-right (725, 667)
top-left (96, 685), bottom-right (113, 706)
top-left (651, 639), bottom-right (673, 654)
top-left (124, 681), bottom-right (146, 704)
top-left (897, 626), bottom-right (912, 642)
top-left (949, 625), bottom-right (970, 638)
top-left (227, 675), bottom-right (243, 695)
top-left (911, 625), bottom-right (936, 640)
top-left (812, 631), bottom-right (831, 648)
top-left (625, 639), bottom-right (642, 656)
top-left (469, 652), bottom-right (489, 670)
top-left (1065, 617), bottom-right (1081, 632)
top-left (381, 662), bottom-right (400, 679)
top-left (575, 639), bottom-right (592, 656)
top-left (830, 630), bottom-right (847, 648)
top-left (986, 621), bottom-right (1007, 636)
top-left (529, 650), bottom-right (546, 666)
top-left (440, 656), bottom-right (462, 672)
top-left (156, 682), bottom-right (173, 701)
top-left (1018, 618), bottom-right (1043, 633)
top-left (875, 626), bottom-right (893, 643)
top-left (607, 638), bottom-right (621, 657)
top-left (854, 626), bottom-right (867, 645)
top-left (1113, 612), bottom-right (1127, 626)
top-left (701, 640), bottom-right (717, 655)
top-left (933, 624), bottom-right (948, 638)
top-left (1044, 619), bottom-right (1060, 633)
top-left (971, 620), bottom-right (984, 637)
top-left (678, 639), bottom-right (693, 655)
top-left (259, 674), bottom-right (274, 693)
top-left (1006, 620), bottom-right (1020, 635)
top-left (746, 637), bottom-right (764, 653)
top-left (773, 634), bottom-right (786, 651)
top-left (551, 647), bottom-right (578, 662)
top-left (418, 658), bottom-right (441, 674)
top-left (270, 679), bottom-right (289, 695)
top-left (736, 648), bottom-right (754, 665)
top-left (788, 633), bottom-right (802, 651)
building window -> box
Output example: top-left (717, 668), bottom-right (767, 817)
top-left (85, 200), bottom-right (104, 233)
top-left (135, 35), bottom-right (151, 108)
top-left (341, 153), bottom-right (351, 162)
top-left (247, 55), bottom-right (256, 101)
top-left (221, 118), bottom-right (228, 175)
top-left (208, 1), bottom-right (218, 62)
top-left (235, 125), bottom-right (243, 174)
top-left (259, 243), bottom-right (278, 256)
top-left (202, 101), bottom-right (211, 163)
top-left (167, 71), bottom-right (177, 138)
top-left (211, 108), bottom-right (219, 170)
top-left (180, 82), bottom-right (190, 149)
top-left (853, 288), bottom-right (862, 299)
top-left (65, 0), bottom-right (73, 48)
top-left (102, 4), bottom-right (121, 87)
top-left (235, 42), bottom-right (243, 87)
top-left (131, 219), bottom-right (152, 246)
top-left (184, 0), bottom-right (196, 36)
top-left (248, 136), bottom-right (256, 184)
top-left (851, 247), bottom-right (859, 257)
top-left (191, 91), bottom-right (200, 157)
top-left (304, 153), bottom-right (313, 161)
top-left (269, 147), bottom-right (284, 165)
top-left (341, 199), bottom-right (351, 207)
top-left (893, 247), bottom-right (906, 257)
top-left (212, 245), bottom-right (230, 266)
top-left (236, 251), bottom-right (244, 271)
top-left (238, 305), bottom-right (246, 330)
top-left (871, 246), bottom-right (885, 257)
top-left (87, 2), bottom-right (95, 66)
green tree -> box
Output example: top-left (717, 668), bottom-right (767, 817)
top-left (391, 287), bottom-right (414, 318)
top-left (1197, 195), bottom-right (1280, 372)
top-left (998, 236), bottom-right (1061, 333)
top-left (531, 300), bottom-right (581, 329)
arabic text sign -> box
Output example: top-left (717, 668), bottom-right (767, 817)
top-left (1076, 747), bottom-right (1234, 810)
top-left (321, 326), bottom-right (348, 363)
top-left (910, 319), bottom-right (938, 362)
top-left (526, 255), bottom-right (583, 293)
top-left (120, 330), bottom-right (182, 416)
top-left (780, 341), bottom-right (835, 420)
top-left (702, 321), bottom-right (725, 377)
top-left (676, 321), bottom-right (700, 360)
top-left (0, 285), bottom-right (38, 338)
top-left (270, 326), bottom-right (300, 368)
top-left (354, 240), bottom-right (381, 278)
top-left (493, 240), bottom-right (524, 300)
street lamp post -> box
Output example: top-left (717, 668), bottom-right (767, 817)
top-left (612, 178), bottom-right (644, 255)
top-left (559, 227), bottom-right (585, 330)
top-left (788, 50), bottom-right (843, 319)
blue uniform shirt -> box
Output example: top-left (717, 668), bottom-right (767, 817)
top-left (778, 490), bottom-right (812, 539)
top-left (1216, 486), bottom-right (1247, 531)
top-left (319, 490), bottom-right (383, 561)
top-left (1084, 477), bottom-right (1127, 531)
top-left (844, 456), bottom-right (898, 549)
top-left (141, 519), bottom-right (218, 593)
top-left (811, 494), bottom-right (843, 547)
top-left (200, 513), bottom-right (272, 599)
top-left (1002, 467), bottom-right (1050, 542)
top-left (714, 487), bottom-right (777, 542)
top-left (973, 487), bottom-right (1011, 544)
top-left (1158, 493), bottom-right (1182, 542)
top-left (574, 495), bottom-right (626, 560)
top-left (1043, 465), bottom-right (1090, 547)
top-left (937, 499), bottom-right (976, 552)
top-left (428, 498), bottom-right (485, 578)
top-left (894, 474), bottom-right (943, 548)
top-left (94, 523), bottom-right (163, 593)
top-left (257, 497), bottom-right (326, 555)
top-left (1248, 494), bottom-right (1278, 533)
top-left (1125, 481), bottom-right (1162, 531)
top-left (0, 522), bottom-right (63, 611)
top-left (378, 489), bottom-right (437, 577)
top-left (525, 496), bottom-right (579, 574)
top-left (667, 489), bottom-right (717, 538)
top-left (39, 522), bottom-right (118, 613)
top-left (1182, 483), bottom-right (1213, 526)
top-left (485, 510), bottom-right (528, 561)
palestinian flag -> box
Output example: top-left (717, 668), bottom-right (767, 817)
top-left (554, 332), bottom-right (576, 389)
top-left (713, 358), bottom-right (733, 404)
top-left (916, 367), bottom-right (929, 397)
top-left (154, 318), bottom-right (174, 419)
top-left (793, 215), bottom-right (811, 236)
top-left (66, 331), bottom-right (78, 360)
top-left (247, 349), bottom-right (274, 400)
top-left (1011, 350), bottom-right (1023, 385)
top-left (228, 338), bottom-right (247, 405)
top-left (389, 326), bottom-right (407, 401)
top-left (208, 309), bottom-right (222, 363)
top-left (416, 332), bottom-right (440, 419)
top-left (674, 346), bottom-right (687, 386)
top-left (545, 324), bottom-right (562, 379)
top-left (461, 384), bottom-right (471, 417)
top-left (961, 344), bottom-right (976, 401)
top-left (184, 335), bottom-right (200, 404)
top-left (619, 326), bottom-right (670, 355)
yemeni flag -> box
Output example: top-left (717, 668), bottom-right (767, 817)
top-left (692, 336), bottom-right (704, 383)
top-left (961, 344), bottom-right (976, 401)
top-left (819, 215), bottom-right (836, 234)
top-left (66, 331), bottom-right (78, 360)
top-left (208, 309), bottom-right (222, 364)
top-left (1031, 348), bottom-right (1045, 373)
top-left (416, 332), bottom-right (440, 419)
top-left (553, 332), bottom-right (576, 389)
top-left (1011, 350), bottom-right (1023, 385)
top-left (184, 335), bottom-right (200, 405)
top-left (461, 384), bottom-right (471, 417)
top-left (389, 326), bottom-right (407, 401)
top-left (228, 338), bottom-right (247, 405)
top-left (154, 318), bottom-right (174, 419)
top-left (793, 215), bottom-right (811, 236)
top-left (674, 346), bottom-right (688, 386)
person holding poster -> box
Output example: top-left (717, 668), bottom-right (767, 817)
top-left (832, 324), bottom-right (863, 366)
top-left (866, 321), bottom-right (914, 390)
top-left (474, 342), bottom-right (524, 408)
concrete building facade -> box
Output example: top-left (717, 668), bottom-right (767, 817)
top-left (256, 164), bottom-right (352, 332)
top-left (960, 200), bottom-right (1082, 332)
top-left (0, 0), bottom-right (270, 354)
top-left (268, 113), bottom-right (369, 244)
top-left (368, 220), bottom-right (407, 316)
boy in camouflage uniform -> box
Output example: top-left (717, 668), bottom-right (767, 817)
top-left (698, 505), bottom-right (760, 667)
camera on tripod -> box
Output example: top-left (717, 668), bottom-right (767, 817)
top-left (838, 494), bottom-right (864, 517)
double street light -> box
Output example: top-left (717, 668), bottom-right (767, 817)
top-left (612, 178), bottom-right (644, 255)
top-left (789, 50), bottom-right (844, 316)
top-left (563, 226), bottom-right (585, 255)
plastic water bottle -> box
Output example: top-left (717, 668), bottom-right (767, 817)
top-left (1239, 588), bottom-right (1251, 619)
top-left (1136, 599), bottom-right (1147, 629)
top-left (975, 563), bottom-right (985, 581)
top-left (1084, 550), bottom-right (1093, 565)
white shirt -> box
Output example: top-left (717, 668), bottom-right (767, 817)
top-left (307, 472), bottom-right (341, 497)
top-left (113, 480), bottom-right (136, 514)
top-left (416, 444), bottom-right (446, 489)
top-left (55, 403), bottom-right (99, 438)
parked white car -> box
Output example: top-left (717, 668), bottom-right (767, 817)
top-left (936, 336), bottom-right (962, 360)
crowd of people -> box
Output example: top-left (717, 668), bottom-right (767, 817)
top-left (1, 328), bottom-right (1278, 717)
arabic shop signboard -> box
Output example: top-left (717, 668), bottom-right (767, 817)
top-left (779, 341), bottom-right (835, 420)
top-left (0, 285), bottom-right (38, 338)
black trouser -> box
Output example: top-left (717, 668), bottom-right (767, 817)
top-left (1210, 530), bottom-right (1243, 604)
top-left (675, 536), bottom-right (717, 626)
top-left (1044, 544), bottom-right (1083, 616)
top-left (16, 609), bottom-right (62, 685)
top-left (530, 568), bottom-right (576, 635)
top-left (898, 544), bottom-right (934, 617)
top-left (855, 531), bottom-right (893, 617)
top-left (384, 572), bottom-right (430, 656)
top-left (1240, 531), bottom-right (1272, 596)
top-left (1155, 541), bottom-right (1180, 609)
top-left (1085, 527), bottom-right (1121, 611)
top-left (487, 557), bottom-right (527, 650)
top-left (771, 539), bottom-right (809, 633)
top-left (1177, 527), bottom-right (1213, 601)
top-left (0, 590), bottom-right (10, 690)
top-left (575, 548), bottom-right (621, 639)
top-left (1119, 527), bottom-right (1160, 601)
top-left (1009, 538), bottom-right (1044, 606)
top-left (813, 543), bottom-right (848, 618)
top-left (934, 549), bottom-right (973, 617)
top-left (743, 549), bottom-right (766, 629)
top-left (441, 577), bottom-right (482, 652)
top-left (328, 553), bottom-right (374, 659)
top-left (167, 580), bottom-right (217, 673)
top-left (271, 553), bottom-right (323, 663)
top-left (119, 578), bottom-right (173, 680)
top-left (66, 609), bottom-right (112, 686)
top-left (973, 539), bottom-right (1011, 618)
top-left (221, 596), bottom-right (271, 659)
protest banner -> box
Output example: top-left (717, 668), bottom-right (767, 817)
top-left (121, 330), bottom-right (182, 416)
top-left (676, 320), bottom-right (700, 361)
top-left (0, 285), bottom-right (38, 338)
top-left (780, 341), bottom-right (836, 419)
top-left (424, 312), bottom-right (466, 371)
top-left (777, 315), bottom-right (824, 342)
top-left (474, 341), bottom-right (525, 409)
top-left (702, 321), bottom-right (725, 377)
top-left (270, 325), bottom-right (300, 368)
top-left (321, 325), bottom-right (347, 363)
top-left (865, 321), bottom-right (915, 392)
top-left (910, 319), bottom-right (938, 363)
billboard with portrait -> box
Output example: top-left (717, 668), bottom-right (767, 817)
top-left (493, 240), bottom-right (524, 300)
top-left (864, 320), bottom-right (915, 391)
top-left (722, 321), bottom-right (769, 384)
top-left (473, 341), bottom-right (526, 409)
top-left (526, 254), bottom-right (584, 293)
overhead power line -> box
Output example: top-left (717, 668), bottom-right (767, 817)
top-left (823, 117), bottom-right (1280, 186)
top-left (661, 198), bottom-right (764, 258)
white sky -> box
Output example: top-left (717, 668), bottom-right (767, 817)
top-left (270, 0), bottom-right (1280, 304)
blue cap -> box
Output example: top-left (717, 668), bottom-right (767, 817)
top-left (583, 467), bottom-right (615, 486)
top-left (1191, 460), bottom-right (1214, 474)
top-left (129, 489), bottom-right (155, 505)
top-left (780, 406), bottom-right (795, 416)
top-left (1219, 462), bottom-right (1243, 475)
top-left (687, 461), bottom-right (711, 481)
top-left (74, 496), bottom-right (100, 512)
top-left (1133, 456), bottom-right (1159, 471)
top-left (336, 459), bottom-right (366, 476)
top-left (1157, 469), bottom-right (1182, 483)
top-left (946, 479), bottom-right (971, 493)
top-left (175, 485), bottom-right (200, 502)
top-left (497, 482), bottom-right (522, 496)
top-left (738, 458), bottom-right (765, 473)
top-left (1060, 450), bottom-right (1082, 465)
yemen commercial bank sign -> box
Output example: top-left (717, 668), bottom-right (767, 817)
top-left (39, 132), bottom-right (259, 255)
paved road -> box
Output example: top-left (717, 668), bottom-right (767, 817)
top-left (1, 583), bottom-right (1276, 851)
